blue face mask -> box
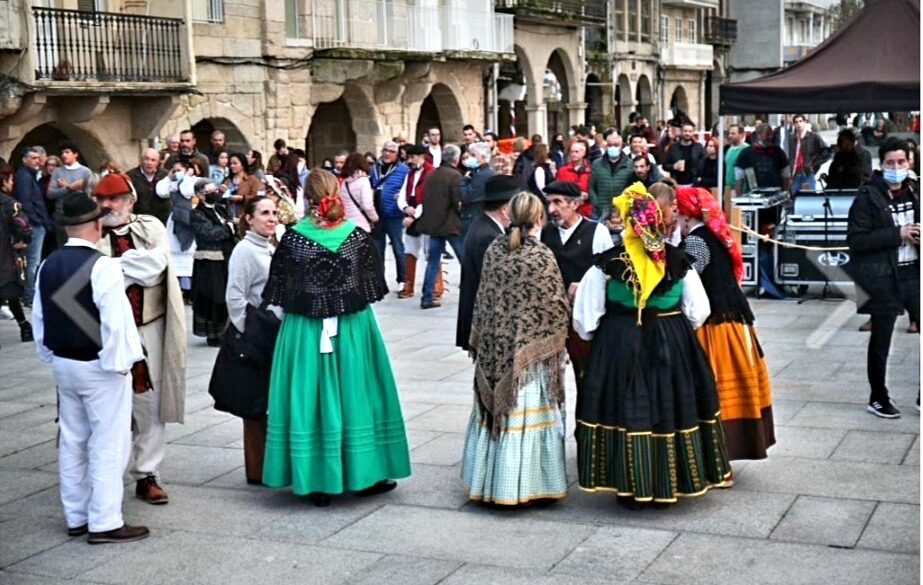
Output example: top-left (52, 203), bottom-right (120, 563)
top-left (606, 146), bottom-right (620, 159)
top-left (464, 158), bottom-right (480, 169)
top-left (883, 168), bottom-right (908, 185)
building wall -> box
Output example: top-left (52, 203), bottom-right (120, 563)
top-left (728, 0), bottom-right (784, 81)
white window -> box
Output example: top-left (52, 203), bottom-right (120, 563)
top-left (193, 0), bottom-right (224, 24)
top-left (674, 17), bottom-right (682, 43)
top-left (660, 14), bottom-right (669, 43)
top-left (285, 0), bottom-right (299, 38)
top-left (687, 18), bottom-right (696, 43)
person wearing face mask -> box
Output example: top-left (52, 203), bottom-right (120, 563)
top-left (456, 175), bottom-right (517, 350)
top-left (847, 137), bottom-right (920, 418)
top-left (94, 173), bottom-right (188, 506)
top-left (588, 129), bottom-right (633, 220)
top-left (189, 179), bottom-right (238, 347)
top-left (156, 160), bottom-right (198, 297)
top-left (551, 133), bottom-right (567, 170)
top-left (459, 142), bottom-right (496, 238)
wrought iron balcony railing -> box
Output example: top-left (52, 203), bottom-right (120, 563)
top-left (32, 7), bottom-right (187, 83)
top-left (494, 0), bottom-right (607, 23)
top-left (703, 16), bottom-right (737, 46)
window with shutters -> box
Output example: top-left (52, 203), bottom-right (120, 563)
top-left (674, 16), bottom-right (682, 43)
top-left (660, 14), bottom-right (669, 43)
top-left (640, 1), bottom-right (651, 43)
top-left (687, 18), bottom-right (696, 43)
top-left (615, 0), bottom-right (626, 42)
top-left (192, 0), bottom-right (225, 24)
top-left (628, 0), bottom-right (639, 42)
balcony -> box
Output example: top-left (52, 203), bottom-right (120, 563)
top-left (703, 16), bottom-right (737, 46)
top-left (661, 0), bottom-right (719, 8)
top-left (660, 41), bottom-right (714, 69)
top-left (494, 0), bottom-right (607, 24)
top-left (30, 7), bottom-right (191, 87)
top-left (310, 0), bottom-right (513, 55)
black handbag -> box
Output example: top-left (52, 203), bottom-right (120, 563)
top-left (208, 305), bottom-right (281, 420)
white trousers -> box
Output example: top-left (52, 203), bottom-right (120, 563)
top-left (131, 319), bottom-right (166, 480)
top-left (53, 358), bottom-right (132, 532)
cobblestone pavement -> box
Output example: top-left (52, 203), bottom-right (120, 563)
top-left (0, 259), bottom-right (919, 585)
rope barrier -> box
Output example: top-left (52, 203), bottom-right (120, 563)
top-left (729, 223), bottom-right (850, 252)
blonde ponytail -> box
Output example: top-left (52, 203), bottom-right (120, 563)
top-left (507, 192), bottom-right (544, 252)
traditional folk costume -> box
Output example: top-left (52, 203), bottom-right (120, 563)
top-left (261, 210), bottom-right (411, 497)
top-left (155, 172), bottom-right (196, 291)
top-left (32, 193), bottom-right (146, 538)
top-left (190, 187), bottom-right (237, 343)
top-left (573, 183), bottom-right (732, 504)
top-left (676, 187), bottom-right (774, 460)
top-left (396, 148), bottom-right (439, 299)
top-left (462, 233), bottom-right (571, 505)
top-left (94, 174), bottom-right (188, 504)
top-left (539, 180), bottom-right (614, 390)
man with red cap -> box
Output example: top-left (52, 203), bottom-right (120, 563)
top-left (93, 173), bottom-right (188, 505)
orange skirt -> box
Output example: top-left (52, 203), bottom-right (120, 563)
top-left (696, 321), bottom-right (775, 460)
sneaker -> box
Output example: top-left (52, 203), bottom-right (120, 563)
top-left (867, 400), bottom-right (901, 419)
top-left (915, 395), bottom-right (920, 413)
top-left (0, 306), bottom-right (13, 320)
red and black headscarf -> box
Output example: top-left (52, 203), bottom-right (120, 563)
top-left (675, 187), bottom-right (744, 283)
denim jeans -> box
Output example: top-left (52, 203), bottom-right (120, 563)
top-left (373, 216), bottom-right (406, 285)
top-left (24, 224), bottom-right (46, 303)
top-left (422, 235), bottom-right (465, 304)
top-left (791, 172), bottom-right (816, 194)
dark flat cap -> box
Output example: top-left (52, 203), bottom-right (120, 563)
top-left (543, 180), bottom-right (582, 198)
top-left (405, 144), bottom-right (427, 156)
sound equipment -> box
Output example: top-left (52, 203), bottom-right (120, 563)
top-left (731, 189), bottom-right (788, 286)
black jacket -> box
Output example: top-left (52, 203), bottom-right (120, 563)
top-left (662, 141), bottom-right (705, 185)
top-left (456, 213), bottom-right (503, 349)
top-left (846, 173), bottom-right (920, 315)
top-left (12, 166), bottom-right (52, 229)
top-left (128, 167), bottom-right (170, 225)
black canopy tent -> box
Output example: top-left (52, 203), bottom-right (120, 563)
top-left (719, 0), bottom-right (920, 115)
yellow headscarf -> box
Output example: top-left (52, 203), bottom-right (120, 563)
top-left (612, 182), bottom-right (666, 323)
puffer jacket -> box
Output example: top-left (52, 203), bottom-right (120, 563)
top-left (588, 154), bottom-right (633, 216)
top-left (371, 160), bottom-right (409, 219)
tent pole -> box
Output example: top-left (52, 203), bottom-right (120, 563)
top-left (718, 116), bottom-right (726, 211)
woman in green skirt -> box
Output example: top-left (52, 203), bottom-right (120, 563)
top-left (261, 169), bottom-right (411, 506)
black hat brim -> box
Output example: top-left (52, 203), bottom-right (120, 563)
top-left (55, 207), bottom-right (108, 226)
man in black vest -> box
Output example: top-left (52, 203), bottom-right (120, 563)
top-left (456, 175), bottom-right (518, 350)
top-left (32, 192), bottom-right (150, 544)
top-left (540, 180), bottom-right (614, 390)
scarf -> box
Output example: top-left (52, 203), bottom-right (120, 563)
top-left (612, 182), bottom-right (666, 323)
top-left (675, 186), bottom-right (744, 282)
top-left (469, 235), bottom-right (570, 433)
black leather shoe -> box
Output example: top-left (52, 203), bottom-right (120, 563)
top-left (355, 480), bottom-right (397, 497)
top-left (420, 301), bottom-right (442, 310)
top-left (87, 524), bottom-right (150, 544)
top-left (308, 493), bottom-right (331, 507)
top-left (67, 524), bottom-right (88, 537)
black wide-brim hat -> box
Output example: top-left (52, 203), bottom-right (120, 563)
top-left (472, 175), bottom-right (521, 204)
top-left (55, 191), bottom-right (108, 226)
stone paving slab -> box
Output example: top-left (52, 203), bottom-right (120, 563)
top-left (768, 495), bottom-right (876, 547)
top-left (323, 504), bottom-right (596, 570)
top-left (831, 429), bottom-right (918, 464)
top-left (856, 503), bottom-right (920, 554)
top-left (768, 426), bottom-right (846, 459)
top-left (641, 532), bottom-right (919, 585)
top-left (343, 554), bottom-right (461, 585)
top-left (0, 515), bottom-right (71, 569)
top-left (410, 432), bottom-right (465, 466)
top-left (0, 470), bottom-right (58, 507)
top-left (551, 526), bottom-right (678, 582)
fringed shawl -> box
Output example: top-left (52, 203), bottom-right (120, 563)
top-left (469, 235), bottom-right (570, 433)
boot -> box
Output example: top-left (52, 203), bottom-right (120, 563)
top-left (397, 255), bottom-right (416, 299)
top-left (434, 269), bottom-right (445, 300)
top-left (18, 320), bottom-right (33, 343)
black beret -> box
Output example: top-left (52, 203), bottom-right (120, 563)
top-left (543, 180), bottom-right (582, 198)
top-left (405, 144), bottom-right (427, 156)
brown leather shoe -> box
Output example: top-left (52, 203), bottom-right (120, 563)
top-left (136, 475), bottom-right (169, 505)
top-left (87, 524), bottom-right (150, 545)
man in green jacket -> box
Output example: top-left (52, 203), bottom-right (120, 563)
top-left (589, 128), bottom-right (634, 218)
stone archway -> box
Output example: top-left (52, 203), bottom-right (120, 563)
top-left (415, 83), bottom-right (465, 144)
top-left (670, 85), bottom-right (689, 119)
top-left (191, 117), bottom-right (250, 155)
top-left (616, 74), bottom-right (633, 130)
top-left (545, 50), bottom-right (571, 138)
top-left (10, 121), bottom-right (109, 170)
top-left (635, 75), bottom-right (653, 121)
top-left (305, 98), bottom-right (357, 167)
top-left (585, 73), bottom-right (604, 128)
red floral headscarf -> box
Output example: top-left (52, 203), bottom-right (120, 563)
top-left (675, 187), bottom-right (743, 283)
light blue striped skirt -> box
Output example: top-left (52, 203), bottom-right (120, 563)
top-left (461, 363), bottom-right (568, 505)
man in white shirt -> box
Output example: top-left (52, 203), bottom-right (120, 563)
top-left (32, 192), bottom-right (150, 544)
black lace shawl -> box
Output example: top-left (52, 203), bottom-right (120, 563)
top-left (262, 225), bottom-right (388, 318)
top-left (593, 243), bottom-right (692, 297)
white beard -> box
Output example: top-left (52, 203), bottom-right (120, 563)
top-left (101, 209), bottom-right (131, 228)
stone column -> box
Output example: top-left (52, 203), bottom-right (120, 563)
top-left (525, 104), bottom-right (547, 141)
top-left (566, 102), bottom-right (588, 129)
